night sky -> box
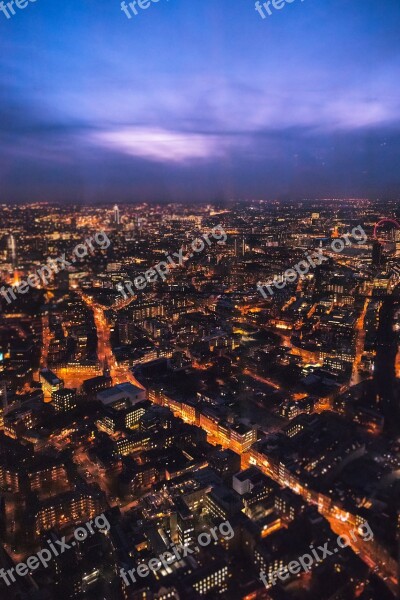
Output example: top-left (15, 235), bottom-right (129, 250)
top-left (1, 0), bottom-right (400, 202)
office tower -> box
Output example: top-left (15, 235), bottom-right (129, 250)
top-left (113, 204), bottom-right (120, 225)
top-left (7, 234), bottom-right (17, 268)
top-left (373, 298), bottom-right (397, 427)
top-left (372, 240), bottom-right (383, 267)
top-left (51, 388), bottom-right (77, 413)
top-left (176, 499), bottom-right (195, 546)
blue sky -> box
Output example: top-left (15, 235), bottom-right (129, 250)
top-left (1, 0), bottom-right (400, 202)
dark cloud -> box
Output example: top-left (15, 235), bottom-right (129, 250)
top-left (0, 0), bottom-right (400, 201)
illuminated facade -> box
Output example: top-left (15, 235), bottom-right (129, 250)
top-left (34, 490), bottom-right (106, 534)
top-left (191, 563), bottom-right (230, 596)
top-left (40, 368), bottom-right (64, 400)
top-left (29, 463), bottom-right (67, 491)
top-left (113, 433), bottom-right (152, 457)
top-left (0, 463), bottom-right (19, 492)
top-left (52, 388), bottom-right (77, 413)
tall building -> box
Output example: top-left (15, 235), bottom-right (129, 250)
top-left (113, 204), bottom-right (120, 225)
top-left (372, 240), bottom-right (383, 267)
top-left (373, 298), bottom-right (398, 427)
top-left (7, 234), bottom-right (17, 269)
top-left (176, 499), bottom-right (195, 546)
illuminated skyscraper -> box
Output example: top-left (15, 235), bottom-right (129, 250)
top-left (7, 234), bottom-right (17, 269)
top-left (113, 204), bottom-right (120, 225)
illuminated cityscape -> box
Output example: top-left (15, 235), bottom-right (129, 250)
top-left (0, 200), bottom-right (398, 599)
top-left (2, 0), bottom-right (400, 598)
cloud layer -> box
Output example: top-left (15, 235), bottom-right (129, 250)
top-left (0, 0), bottom-right (400, 201)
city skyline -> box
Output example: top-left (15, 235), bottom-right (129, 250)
top-left (0, 199), bottom-right (399, 598)
top-left (1, 2), bottom-right (400, 598)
